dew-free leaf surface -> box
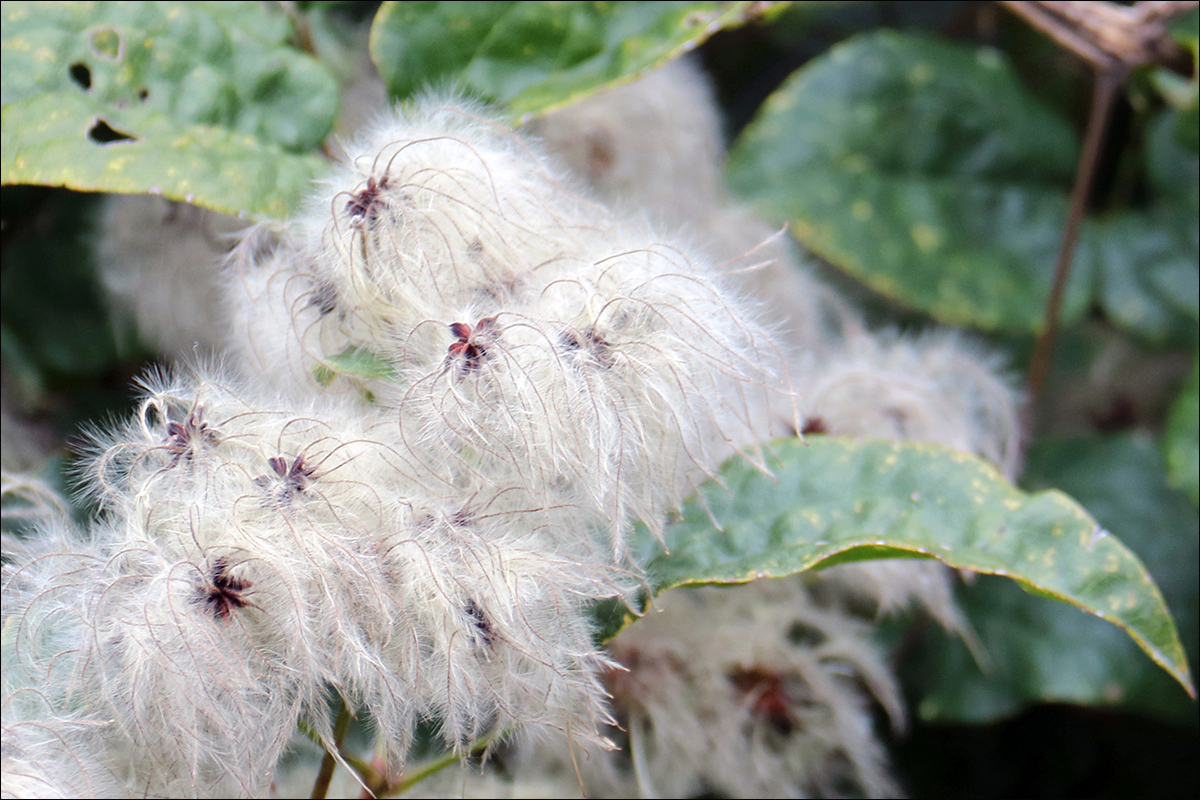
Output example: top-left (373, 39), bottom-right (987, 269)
top-left (902, 434), bottom-right (1198, 722)
top-left (606, 437), bottom-right (1194, 699)
top-left (369, 0), bottom-right (779, 121)
top-left (727, 31), bottom-right (1088, 333)
top-left (1, 1), bottom-right (336, 219)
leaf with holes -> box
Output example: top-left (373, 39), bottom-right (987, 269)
top-left (727, 30), bottom-right (1091, 333)
top-left (1, 1), bottom-right (336, 219)
top-left (901, 434), bottom-right (1198, 722)
top-left (605, 437), bottom-right (1194, 700)
top-left (369, 0), bottom-right (780, 121)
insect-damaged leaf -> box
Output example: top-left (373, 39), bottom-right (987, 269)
top-left (369, 1), bottom-right (782, 122)
top-left (727, 30), bottom-right (1091, 333)
top-left (2, 94), bottom-right (325, 220)
top-left (606, 437), bottom-right (1194, 700)
top-left (1, 1), bottom-right (336, 219)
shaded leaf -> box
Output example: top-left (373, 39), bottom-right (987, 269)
top-left (1083, 111), bottom-right (1199, 346)
top-left (902, 434), bottom-right (1198, 722)
top-left (1, 1), bottom-right (336, 219)
top-left (727, 30), bottom-right (1090, 333)
top-left (1165, 354), bottom-right (1199, 506)
top-left (1165, 7), bottom-right (1199, 154)
top-left (0, 189), bottom-right (132, 384)
top-left (369, 0), bottom-right (777, 121)
top-left (608, 437), bottom-right (1193, 699)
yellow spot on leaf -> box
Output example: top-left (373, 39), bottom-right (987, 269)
top-left (911, 223), bottom-right (942, 253)
top-left (852, 200), bottom-right (873, 221)
top-left (842, 153), bottom-right (869, 174)
top-left (908, 62), bottom-right (932, 86)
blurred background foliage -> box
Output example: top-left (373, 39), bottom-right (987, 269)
top-left (2, 1), bottom-right (1197, 797)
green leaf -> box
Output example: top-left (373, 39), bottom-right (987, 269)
top-left (1, 1), bottom-right (337, 219)
top-left (2, 94), bottom-right (325, 220)
top-left (312, 346), bottom-right (398, 387)
top-left (609, 437), bottom-right (1194, 699)
top-left (727, 30), bottom-right (1090, 333)
top-left (369, 0), bottom-right (777, 121)
top-left (1083, 111), bottom-right (1199, 346)
top-left (1165, 354), bottom-right (1200, 506)
top-left (902, 434), bottom-right (1198, 722)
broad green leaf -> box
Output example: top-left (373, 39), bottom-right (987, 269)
top-left (902, 434), bottom-right (1198, 722)
top-left (609, 437), bottom-right (1194, 698)
top-left (1, 1), bottom-right (337, 151)
top-left (1165, 354), bottom-right (1199, 506)
top-left (727, 30), bottom-right (1090, 333)
top-left (1082, 111), bottom-right (1199, 346)
top-left (2, 94), bottom-right (325, 220)
top-left (369, 0), bottom-right (779, 121)
top-left (1, 1), bottom-right (337, 219)
top-left (312, 346), bottom-right (398, 387)
top-left (1083, 209), bottom-right (1199, 345)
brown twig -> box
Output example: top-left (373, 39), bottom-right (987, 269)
top-left (1000, 1), bottom-right (1193, 67)
top-left (1003, 1), bottom-right (1196, 431)
top-left (1023, 64), bottom-right (1125, 433)
top-left (1001, 1), bottom-right (1116, 67)
top-left (280, 1), bottom-right (319, 58)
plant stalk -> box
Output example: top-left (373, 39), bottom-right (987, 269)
top-left (1024, 66), bottom-right (1125, 432)
top-left (311, 699), bottom-right (355, 800)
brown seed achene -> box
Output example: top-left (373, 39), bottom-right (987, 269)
top-left (164, 406), bottom-right (220, 465)
top-left (254, 453), bottom-right (317, 496)
top-left (346, 174), bottom-right (390, 224)
top-left (201, 557), bottom-right (259, 620)
top-left (445, 316), bottom-right (500, 376)
top-left (729, 666), bottom-right (794, 735)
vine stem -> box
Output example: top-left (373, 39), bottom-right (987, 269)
top-left (1023, 65), bottom-right (1125, 432)
top-left (378, 728), bottom-right (504, 798)
top-left (311, 698), bottom-right (354, 800)
top-left (1003, 0), bottom-right (1195, 430)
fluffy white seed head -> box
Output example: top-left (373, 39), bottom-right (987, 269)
top-left (3, 513), bottom-right (299, 797)
top-left (600, 580), bottom-right (905, 799)
top-left (302, 97), bottom-right (611, 338)
top-left (224, 98), bottom-right (790, 554)
top-left (801, 330), bottom-right (1023, 478)
top-left (73, 362), bottom-right (635, 772)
